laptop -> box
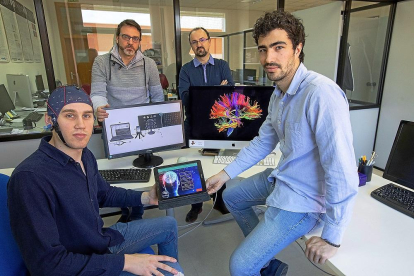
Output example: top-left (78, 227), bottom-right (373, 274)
top-left (110, 123), bottom-right (134, 141)
top-left (154, 160), bottom-right (211, 210)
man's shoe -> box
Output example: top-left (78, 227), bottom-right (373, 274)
top-left (260, 259), bottom-right (288, 276)
top-left (185, 207), bottom-right (202, 223)
top-left (213, 201), bottom-right (230, 214)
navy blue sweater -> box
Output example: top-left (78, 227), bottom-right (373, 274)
top-left (178, 58), bottom-right (234, 109)
top-left (7, 137), bottom-right (143, 275)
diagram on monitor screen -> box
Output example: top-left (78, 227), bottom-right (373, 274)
top-left (210, 92), bottom-right (263, 137)
top-left (107, 111), bottom-right (183, 149)
top-left (110, 123), bottom-right (134, 142)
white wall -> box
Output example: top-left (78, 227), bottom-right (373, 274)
top-left (294, 2), bottom-right (378, 165)
top-left (0, 0), bottom-right (47, 93)
top-left (350, 108), bottom-right (379, 164)
top-left (294, 1), bottom-right (342, 81)
top-left (374, 0), bottom-right (414, 169)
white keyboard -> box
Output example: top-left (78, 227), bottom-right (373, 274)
top-left (213, 156), bottom-right (275, 166)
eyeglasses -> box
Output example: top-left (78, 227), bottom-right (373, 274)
top-left (190, 37), bottom-right (209, 45)
top-left (120, 34), bottom-right (141, 43)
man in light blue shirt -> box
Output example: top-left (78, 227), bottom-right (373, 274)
top-left (206, 11), bottom-right (359, 276)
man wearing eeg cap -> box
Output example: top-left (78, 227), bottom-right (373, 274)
top-left (8, 86), bottom-right (184, 276)
top-left (46, 85), bottom-right (95, 147)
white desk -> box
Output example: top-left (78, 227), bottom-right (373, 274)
top-left (306, 174), bottom-right (414, 276)
top-left (96, 148), bottom-right (274, 191)
top-left (2, 148), bottom-right (413, 275)
top-left (95, 148), bottom-right (414, 275)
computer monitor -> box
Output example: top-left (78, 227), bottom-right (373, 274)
top-left (235, 69), bottom-right (257, 84)
top-left (0, 84), bottom-right (15, 115)
top-left (6, 74), bottom-right (34, 108)
top-left (102, 100), bottom-right (185, 168)
top-left (383, 120), bottom-right (414, 190)
top-left (188, 86), bottom-right (274, 150)
top-left (35, 75), bottom-right (45, 92)
top-left (243, 68), bottom-right (257, 82)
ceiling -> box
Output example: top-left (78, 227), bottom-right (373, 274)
top-left (179, 0), bottom-right (340, 12)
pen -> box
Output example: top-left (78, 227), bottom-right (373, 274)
top-left (367, 152), bottom-right (377, 166)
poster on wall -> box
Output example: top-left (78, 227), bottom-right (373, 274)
top-left (25, 7), bottom-right (41, 63)
top-left (0, 9), bottom-right (10, 62)
top-left (14, 1), bottom-right (33, 62)
top-left (0, 0), bottom-right (23, 62)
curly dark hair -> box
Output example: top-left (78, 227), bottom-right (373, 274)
top-left (116, 19), bottom-right (142, 39)
top-left (253, 10), bottom-right (305, 63)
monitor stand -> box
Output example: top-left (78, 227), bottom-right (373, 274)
top-left (133, 152), bottom-right (163, 168)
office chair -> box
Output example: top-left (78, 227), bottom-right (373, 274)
top-left (81, 84), bottom-right (91, 95)
top-left (0, 173), bottom-right (153, 275)
top-left (159, 73), bottom-right (169, 90)
top-left (0, 173), bottom-right (29, 276)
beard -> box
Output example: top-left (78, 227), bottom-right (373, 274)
top-left (195, 46), bottom-right (208, 58)
top-left (265, 55), bottom-right (296, 82)
top-left (118, 43), bottom-right (137, 56)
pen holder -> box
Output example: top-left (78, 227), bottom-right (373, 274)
top-left (359, 165), bottom-right (373, 182)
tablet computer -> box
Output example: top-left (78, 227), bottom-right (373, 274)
top-left (154, 160), bottom-right (211, 210)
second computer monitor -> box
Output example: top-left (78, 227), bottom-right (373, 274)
top-left (0, 84), bottom-right (15, 115)
top-left (6, 74), bottom-right (34, 108)
top-left (35, 75), bottom-right (45, 92)
top-left (102, 100), bottom-right (185, 168)
top-left (383, 120), bottom-right (414, 190)
top-left (188, 86), bottom-right (274, 149)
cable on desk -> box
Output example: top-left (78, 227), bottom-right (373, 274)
top-left (178, 193), bottom-right (217, 238)
top-left (294, 239), bottom-right (336, 276)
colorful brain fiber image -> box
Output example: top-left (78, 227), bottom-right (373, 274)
top-left (210, 92), bottom-right (262, 137)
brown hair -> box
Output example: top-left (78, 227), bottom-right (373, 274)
top-left (116, 19), bottom-right (142, 39)
top-left (188, 27), bottom-right (210, 43)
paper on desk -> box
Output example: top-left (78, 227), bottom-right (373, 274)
top-left (12, 118), bottom-right (23, 123)
top-left (36, 108), bottom-right (47, 112)
top-left (11, 129), bottom-right (24, 134)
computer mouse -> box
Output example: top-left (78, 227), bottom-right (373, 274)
top-left (177, 157), bottom-right (188, 163)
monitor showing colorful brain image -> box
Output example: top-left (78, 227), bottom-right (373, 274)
top-left (210, 92), bottom-right (263, 137)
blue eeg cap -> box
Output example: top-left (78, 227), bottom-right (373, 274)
top-left (47, 86), bottom-right (93, 124)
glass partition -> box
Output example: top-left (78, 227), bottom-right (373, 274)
top-left (0, 0), bottom-right (395, 141)
top-left (0, 0), bottom-right (177, 139)
top-left (0, 0), bottom-right (49, 136)
top-left (179, 0), bottom-right (278, 86)
top-left (346, 4), bottom-right (390, 106)
top-left (43, 0), bottom-right (176, 90)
